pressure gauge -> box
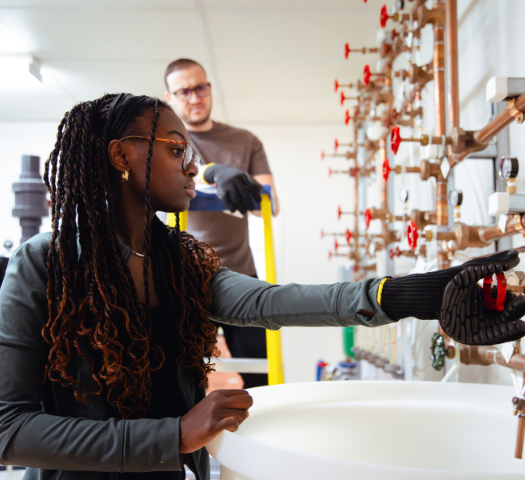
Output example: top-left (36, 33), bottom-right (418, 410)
top-left (399, 189), bottom-right (409, 204)
top-left (448, 190), bottom-right (463, 207)
top-left (499, 157), bottom-right (519, 180)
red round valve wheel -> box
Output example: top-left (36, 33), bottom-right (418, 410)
top-left (380, 5), bottom-right (389, 28)
top-left (382, 158), bottom-right (392, 181)
top-left (345, 110), bottom-right (351, 125)
top-left (320, 229), bottom-right (324, 239)
top-left (389, 248), bottom-right (394, 260)
top-left (383, 43), bottom-right (391, 56)
top-left (390, 126), bottom-right (402, 154)
top-left (334, 139), bottom-right (339, 150)
top-left (334, 79), bottom-right (339, 92)
top-left (340, 90), bottom-right (345, 106)
top-left (364, 208), bottom-right (372, 230)
top-left (346, 229), bottom-right (352, 244)
top-left (350, 167), bottom-right (359, 178)
top-left (407, 220), bottom-right (418, 250)
top-left (328, 167), bottom-right (332, 177)
top-left (321, 150), bottom-right (325, 160)
top-left (482, 273), bottom-right (507, 312)
top-left (337, 206), bottom-right (343, 220)
top-left (334, 239), bottom-right (339, 251)
top-left (344, 42), bottom-right (350, 59)
top-left (363, 65), bottom-right (372, 86)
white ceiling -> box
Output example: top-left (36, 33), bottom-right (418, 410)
top-left (0, 0), bottom-right (386, 124)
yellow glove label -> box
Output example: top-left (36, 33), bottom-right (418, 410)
top-left (377, 277), bottom-right (388, 306)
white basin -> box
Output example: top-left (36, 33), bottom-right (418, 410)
top-left (206, 381), bottom-right (525, 479)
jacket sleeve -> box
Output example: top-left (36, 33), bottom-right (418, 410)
top-left (0, 234), bottom-right (183, 473)
top-left (208, 267), bottom-right (396, 329)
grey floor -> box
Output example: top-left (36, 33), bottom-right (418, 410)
top-left (0, 458), bottom-right (222, 480)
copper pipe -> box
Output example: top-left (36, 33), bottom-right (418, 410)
top-left (459, 345), bottom-right (525, 372)
top-left (433, 4), bottom-right (447, 136)
top-left (477, 93), bottom-right (525, 144)
top-left (478, 214), bottom-right (525, 243)
top-left (446, 0), bottom-right (459, 129)
top-left (451, 91), bottom-right (525, 167)
top-left (436, 181), bottom-right (448, 226)
top-left (379, 139), bottom-right (388, 209)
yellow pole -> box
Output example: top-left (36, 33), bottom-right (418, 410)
top-left (261, 194), bottom-right (285, 385)
top-left (166, 211), bottom-right (187, 231)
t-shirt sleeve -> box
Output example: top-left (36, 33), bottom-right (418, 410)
top-left (248, 135), bottom-right (272, 176)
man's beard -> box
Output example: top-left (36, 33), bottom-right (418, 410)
top-left (182, 109), bottom-right (211, 127)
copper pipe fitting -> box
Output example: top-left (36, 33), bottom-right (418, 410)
top-left (409, 62), bottom-right (434, 90)
top-left (419, 159), bottom-right (442, 180)
top-left (459, 345), bottom-right (525, 372)
top-left (415, 1), bottom-right (446, 29)
top-left (411, 209), bottom-right (437, 230)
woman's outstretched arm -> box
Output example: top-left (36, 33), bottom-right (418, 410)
top-left (208, 267), bottom-right (395, 329)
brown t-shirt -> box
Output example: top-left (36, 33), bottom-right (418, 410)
top-left (187, 122), bottom-right (272, 276)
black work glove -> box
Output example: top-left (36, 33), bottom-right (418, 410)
top-left (204, 164), bottom-right (262, 214)
top-left (381, 250), bottom-right (525, 345)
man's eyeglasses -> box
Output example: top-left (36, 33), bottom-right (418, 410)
top-left (171, 83), bottom-right (211, 102)
top-left (119, 136), bottom-right (202, 172)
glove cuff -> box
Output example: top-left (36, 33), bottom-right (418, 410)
top-left (200, 163), bottom-right (217, 184)
top-left (381, 270), bottom-right (459, 321)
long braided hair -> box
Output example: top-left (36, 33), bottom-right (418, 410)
top-left (43, 93), bottom-right (220, 419)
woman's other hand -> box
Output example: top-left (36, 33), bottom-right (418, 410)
top-left (179, 389), bottom-right (253, 453)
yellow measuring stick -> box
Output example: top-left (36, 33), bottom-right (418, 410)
top-left (261, 194), bottom-right (285, 385)
top-left (166, 211), bottom-right (187, 231)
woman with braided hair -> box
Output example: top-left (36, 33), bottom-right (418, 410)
top-left (0, 93), bottom-right (525, 480)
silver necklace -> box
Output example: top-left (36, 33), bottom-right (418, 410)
top-left (131, 250), bottom-right (145, 258)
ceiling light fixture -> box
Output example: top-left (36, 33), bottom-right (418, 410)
top-left (0, 55), bottom-right (42, 88)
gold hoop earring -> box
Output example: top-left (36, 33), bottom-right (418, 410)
top-left (121, 170), bottom-right (130, 182)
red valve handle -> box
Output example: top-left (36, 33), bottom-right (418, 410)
top-left (353, 262), bottom-right (359, 273)
top-left (321, 150), bottom-right (325, 160)
top-left (407, 220), bottom-right (418, 250)
top-left (334, 79), bottom-right (339, 92)
top-left (364, 208), bottom-right (372, 230)
top-left (363, 65), bottom-right (372, 86)
top-left (380, 5), bottom-right (389, 28)
top-left (345, 109), bottom-right (351, 125)
top-left (328, 167), bottom-right (333, 177)
top-left (391, 28), bottom-right (398, 40)
top-left (328, 251), bottom-right (333, 260)
top-left (334, 239), bottom-right (339, 251)
top-left (389, 247), bottom-right (401, 260)
top-left (345, 42), bottom-right (351, 59)
top-left (340, 90), bottom-right (346, 106)
top-left (382, 158), bottom-right (392, 181)
top-left (346, 229), bottom-right (353, 244)
top-left (483, 273), bottom-right (507, 312)
top-left (390, 126), bottom-right (402, 154)
top-left (337, 206), bottom-right (343, 220)
top-left (321, 229), bottom-right (324, 239)
top-left (391, 108), bottom-right (398, 121)
top-left (350, 167), bottom-right (359, 178)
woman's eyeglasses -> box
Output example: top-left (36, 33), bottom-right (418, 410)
top-left (171, 83), bottom-right (211, 102)
top-left (119, 136), bottom-right (202, 172)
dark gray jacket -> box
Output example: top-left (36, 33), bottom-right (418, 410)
top-left (0, 232), bottom-right (395, 480)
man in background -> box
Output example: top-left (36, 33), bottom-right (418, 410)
top-left (164, 58), bottom-right (279, 388)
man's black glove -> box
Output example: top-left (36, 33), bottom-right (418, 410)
top-left (204, 164), bottom-right (262, 214)
top-left (381, 250), bottom-right (525, 345)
